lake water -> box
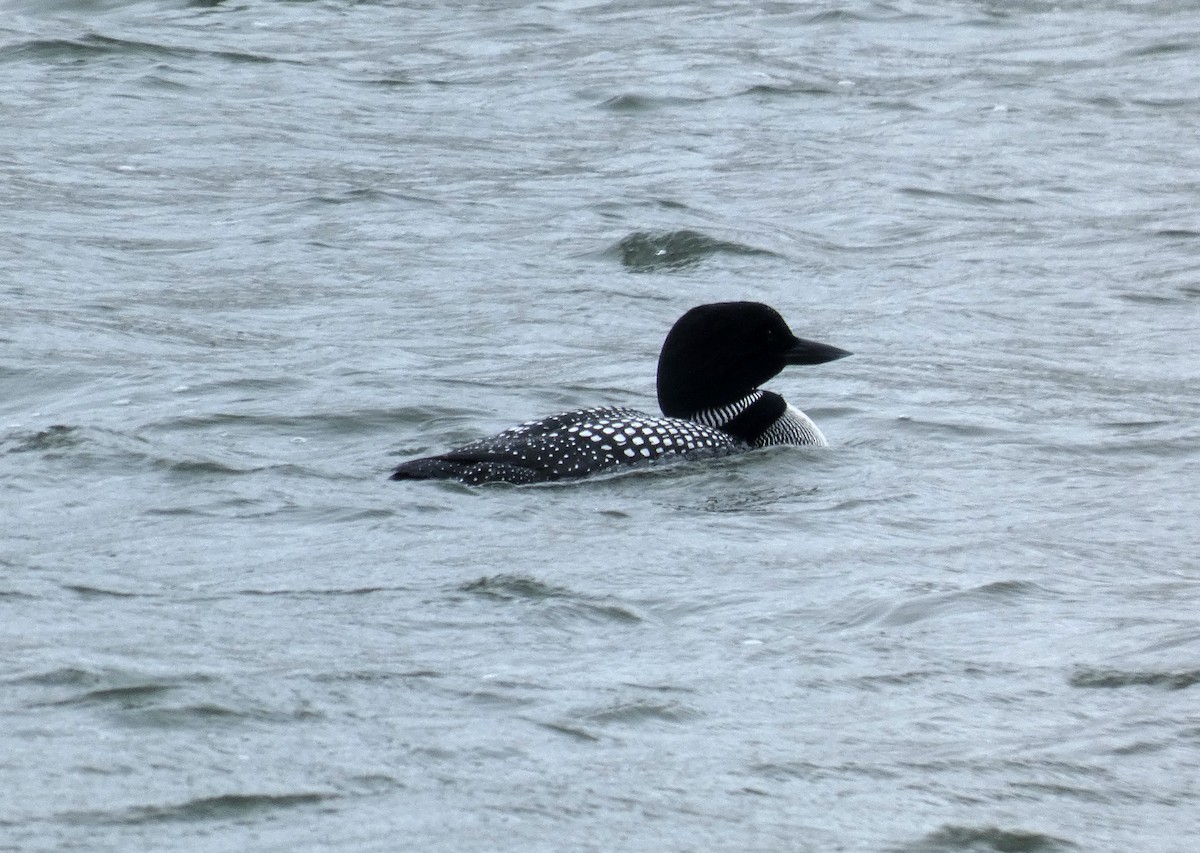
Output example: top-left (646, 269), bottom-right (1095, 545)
top-left (3, 1), bottom-right (1199, 850)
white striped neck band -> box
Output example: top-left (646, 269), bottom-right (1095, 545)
top-left (689, 390), bottom-right (765, 428)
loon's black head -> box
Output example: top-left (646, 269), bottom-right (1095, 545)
top-left (655, 302), bottom-right (850, 418)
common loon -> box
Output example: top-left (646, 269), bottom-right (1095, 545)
top-left (389, 302), bottom-right (850, 485)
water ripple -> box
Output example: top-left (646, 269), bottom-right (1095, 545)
top-left (894, 824), bottom-right (1081, 852)
top-left (61, 792), bottom-right (333, 826)
top-left (1069, 667), bottom-right (1200, 691)
top-left (2, 33), bottom-right (281, 66)
top-left (613, 229), bottom-right (777, 271)
top-left (460, 574), bottom-right (643, 624)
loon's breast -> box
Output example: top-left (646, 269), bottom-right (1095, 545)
top-left (389, 406), bottom-right (744, 485)
top-left (755, 403), bottom-right (827, 448)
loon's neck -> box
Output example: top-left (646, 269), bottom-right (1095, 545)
top-left (691, 390), bottom-right (827, 447)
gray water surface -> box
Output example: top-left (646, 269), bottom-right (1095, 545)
top-left (3, 1), bottom-right (1199, 850)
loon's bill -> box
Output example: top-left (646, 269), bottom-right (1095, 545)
top-left (390, 301), bottom-right (850, 485)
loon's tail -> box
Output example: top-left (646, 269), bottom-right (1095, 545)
top-left (390, 455), bottom-right (550, 485)
top-left (389, 457), bottom-right (464, 481)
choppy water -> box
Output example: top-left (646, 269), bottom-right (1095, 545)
top-left (3, 1), bottom-right (1200, 850)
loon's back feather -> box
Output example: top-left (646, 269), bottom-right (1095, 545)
top-left (389, 407), bottom-right (743, 484)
